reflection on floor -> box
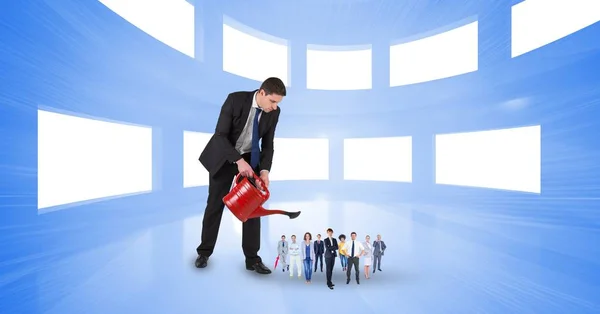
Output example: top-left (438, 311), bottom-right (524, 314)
top-left (4, 199), bottom-right (600, 314)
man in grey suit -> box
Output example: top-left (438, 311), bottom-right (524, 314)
top-left (372, 234), bottom-right (387, 273)
top-left (277, 235), bottom-right (289, 272)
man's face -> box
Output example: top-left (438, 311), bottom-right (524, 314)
top-left (257, 89), bottom-right (283, 113)
top-left (366, 236), bottom-right (370, 242)
top-left (291, 235), bottom-right (296, 242)
top-left (327, 231), bottom-right (333, 237)
top-left (351, 233), bottom-right (357, 240)
top-left (317, 234), bottom-right (321, 240)
top-left (377, 235), bottom-right (381, 241)
top-left (281, 236), bottom-right (285, 241)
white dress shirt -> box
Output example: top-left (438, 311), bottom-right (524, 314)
top-left (346, 239), bottom-right (365, 257)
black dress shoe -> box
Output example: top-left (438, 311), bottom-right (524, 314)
top-left (357, 279), bottom-right (360, 285)
top-left (195, 255), bottom-right (208, 268)
top-left (373, 269), bottom-right (376, 273)
top-left (246, 261), bottom-right (272, 274)
top-left (328, 285), bottom-right (334, 290)
top-left (346, 279), bottom-right (350, 284)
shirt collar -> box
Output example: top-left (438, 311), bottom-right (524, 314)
top-left (252, 91), bottom-right (259, 109)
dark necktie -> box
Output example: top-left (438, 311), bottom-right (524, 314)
top-left (250, 108), bottom-right (262, 168)
top-left (351, 241), bottom-right (355, 257)
top-left (282, 242), bottom-right (284, 247)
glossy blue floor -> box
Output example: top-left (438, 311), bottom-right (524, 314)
top-left (2, 183), bottom-right (599, 314)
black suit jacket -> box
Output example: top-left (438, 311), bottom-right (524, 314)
top-left (314, 240), bottom-right (324, 255)
top-left (199, 90), bottom-right (280, 176)
top-left (324, 238), bottom-right (338, 258)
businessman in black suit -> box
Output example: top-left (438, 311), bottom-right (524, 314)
top-left (324, 228), bottom-right (338, 289)
top-left (313, 234), bottom-right (324, 272)
top-left (194, 77), bottom-right (286, 275)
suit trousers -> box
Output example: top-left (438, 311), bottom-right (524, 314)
top-left (278, 253), bottom-right (287, 269)
top-left (325, 256), bottom-right (335, 286)
top-left (314, 254), bottom-right (323, 271)
top-left (196, 153), bottom-right (261, 264)
top-left (373, 254), bottom-right (382, 270)
top-left (347, 257), bottom-right (360, 280)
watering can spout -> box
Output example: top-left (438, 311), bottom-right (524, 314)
top-left (223, 173), bottom-right (302, 223)
top-left (248, 206), bottom-right (301, 220)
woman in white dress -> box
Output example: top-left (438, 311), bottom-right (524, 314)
top-left (363, 235), bottom-right (373, 279)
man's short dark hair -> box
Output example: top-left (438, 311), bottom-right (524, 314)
top-left (260, 77), bottom-right (286, 96)
top-left (327, 228), bottom-right (333, 233)
top-left (317, 234), bottom-right (321, 237)
top-left (351, 232), bottom-right (357, 236)
top-left (281, 235), bottom-right (285, 238)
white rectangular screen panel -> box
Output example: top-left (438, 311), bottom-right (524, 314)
top-left (183, 131), bottom-right (212, 188)
top-left (435, 125), bottom-right (541, 193)
top-left (99, 0), bottom-right (195, 57)
top-left (306, 45), bottom-right (372, 90)
top-left (390, 21), bottom-right (478, 87)
top-left (343, 137), bottom-right (412, 182)
top-left (269, 138), bottom-right (329, 181)
top-left (37, 110), bottom-right (153, 209)
top-left (223, 17), bottom-right (290, 86)
top-left (512, 0), bottom-right (600, 57)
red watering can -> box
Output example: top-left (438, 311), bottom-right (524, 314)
top-left (223, 173), bottom-right (301, 223)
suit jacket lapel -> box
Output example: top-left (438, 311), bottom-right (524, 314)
top-left (239, 92), bottom-right (254, 130)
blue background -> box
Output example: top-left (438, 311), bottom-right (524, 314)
top-left (1, 0), bottom-right (600, 313)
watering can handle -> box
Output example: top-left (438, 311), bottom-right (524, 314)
top-left (232, 173), bottom-right (270, 197)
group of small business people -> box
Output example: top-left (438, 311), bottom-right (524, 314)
top-left (277, 229), bottom-right (387, 289)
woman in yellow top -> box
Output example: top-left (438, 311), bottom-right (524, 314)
top-left (338, 234), bottom-right (348, 271)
